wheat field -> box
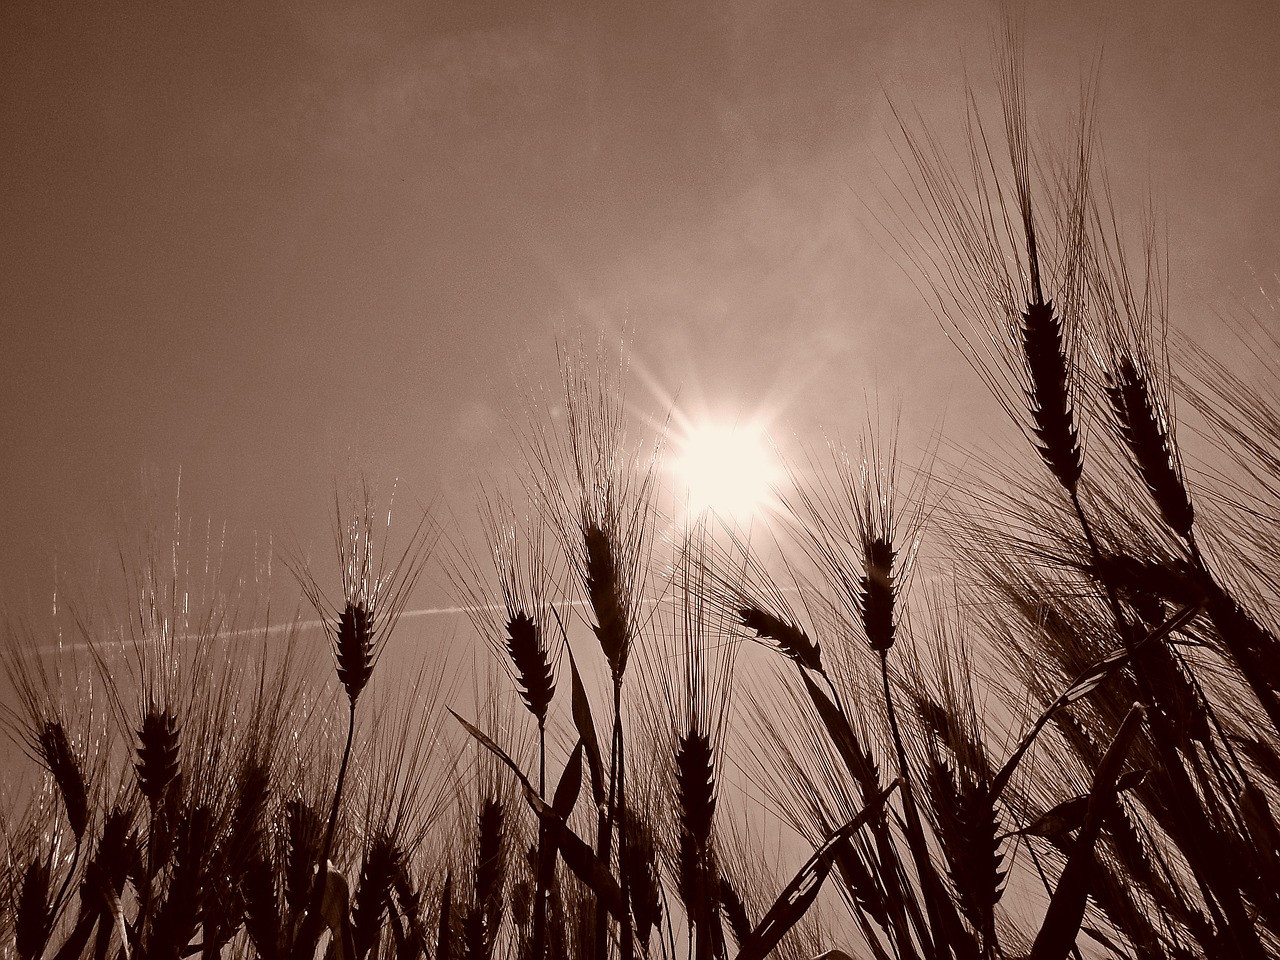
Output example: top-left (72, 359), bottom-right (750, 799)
top-left (3, 18), bottom-right (1279, 960)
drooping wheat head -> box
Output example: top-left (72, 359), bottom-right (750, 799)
top-left (704, 527), bottom-right (826, 675)
top-left (1083, 221), bottom-right (1195, 544)
top-left (1021, 299), bottom-right (1084, 494)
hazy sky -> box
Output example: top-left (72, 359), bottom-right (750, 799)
top-left (3, 0), bottom-right (1278, 619)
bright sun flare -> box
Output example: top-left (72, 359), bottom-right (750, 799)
top-left (673, 420), bottom-right (780, 520)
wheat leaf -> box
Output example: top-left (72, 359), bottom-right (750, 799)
top-left (564, 641), bottom-right (605, 807)
top-left (1029, 704), bottom-right (1145, 960)
top-left (554, 741), bottom-right (584, 820)
top-left (734, 781), bottom-right (898, 960)
top-left (989, 605), bottom-right (1195, 806)
top-left (449, 710), bottom-right (624, 920)
top-left (800, 670), bottom-right (879, 794)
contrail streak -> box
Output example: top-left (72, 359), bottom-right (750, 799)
top-left (30, 599), bottom-right (595, 656)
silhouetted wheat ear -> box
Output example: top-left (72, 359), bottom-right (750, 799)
top-left (584, 522), bottom-right (629, 679)
top-left (15, 857), bottom-right (50, 960)
top-left (150, 801), bottom-right (213, 959)
top-left (622, 805), bottom-right (662, 952)
top-left (739, 607), bottom-right (823, 673)
top-left (135, 706), bottom-right (180, 804)
top-left (677, 732), bottom-right (717, 848)
top-left (1106, 355), bottom-right (1194, 538)
top-left (285, 798), bottom-right (323, 913)
top-left (1093, 553), bottom-right (1204, 614)
top-left (228, 756), bottom-right (271, 865)
top-left (676, 730), bottom-right (718, 919)
top-left (467, 796), bottom-right (506, 960)
top-left (241, 851), bottom-right (281, 960)
top-left (90, 805), bottom-right (134, 896)
top-left (390, 857), bottom-right (429, 959)
top-left (860, 537), bottom-right (897, 652)
top-left (336, 600), bottom-right (375, 705)
top-left (1020, 300), bottom-right (1084, 493)
top-left (511, 876), bottom-right (532, 934)
top-left (717, 876), bottom-right (752, 948)
top-left (925, 758), bottom-right (1005, 941)
top-left (352, 833), bottom-right (400, 960)
top-left (506, 610), bottom-right (554, 725)
top-left (37, 719), bottom-right (88, 841)
top-left (833, 841), bottom-right (888, 927)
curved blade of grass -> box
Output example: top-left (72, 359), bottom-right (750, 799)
top-left (1029, 704), bottom-right (1145, 960)
top-left (1003, 770), bottom-right (1147, 841)
top-left (107, 885), bottom-right (130, 960)
top-left (563, 635), bottom-right (605, 807)
top-left (988, 603), bottom-right (1198, 805)
top-left (734, 780), bottom-right (899, 960)
top-left (800, 670), bottom-right (880, 794)
top-left (554, 741), bottom-right (585, 819)
top-left (449, 710), bottom-right (625, 920)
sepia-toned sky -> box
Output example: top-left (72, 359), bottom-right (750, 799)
top-left (2, 0), bottom-right (1278, 619)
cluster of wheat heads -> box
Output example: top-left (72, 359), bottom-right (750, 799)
top-left (2, 326), bottom-right (1279, 960)
top-left (5, 26), bottom-right (1280, 960)
top-left (879, 15), bottom-right (1280, 960)
top-left (430, 259), bottom-right (1280, 960)
top-left (0, 490), bottom-right (458, 960)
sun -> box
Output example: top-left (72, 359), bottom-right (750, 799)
top-left (672, 419), bottom-right (780, 521)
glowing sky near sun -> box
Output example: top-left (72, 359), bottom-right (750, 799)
top-left (673, 418), bottom-right (780, 522)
